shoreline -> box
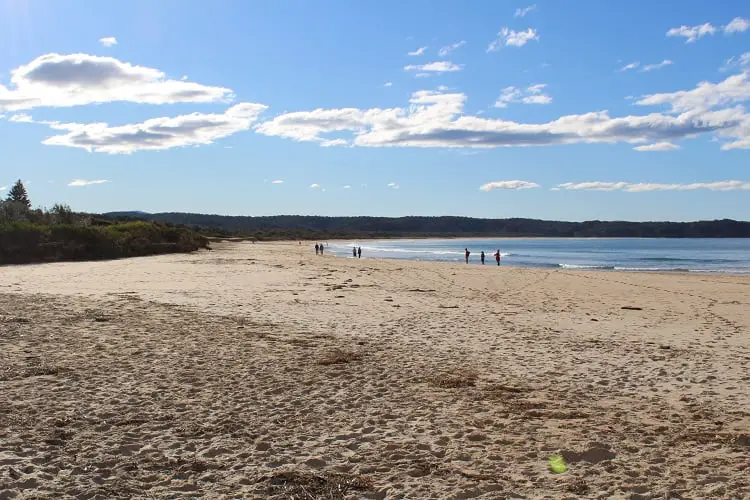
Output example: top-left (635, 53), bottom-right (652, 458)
top-left (256, 241), bottom-right (750, 278)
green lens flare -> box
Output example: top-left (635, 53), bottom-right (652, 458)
top-left (548, 454), bottom-right (568, 474)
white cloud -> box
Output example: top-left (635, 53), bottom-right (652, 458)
top-left (310, 183), bottom-right (321, 189)
top-left (343, 185), bottom-right (351, 189)
top-left (29, 102), bottom-right (266, 154)
top-left (404, 61), bottom-right (463, 73)
top-left (387, 182), bottom-right (400, 189)
top-left (271, 180), bottom-right (284, 184)
top-left (8, 113), bottom-right (33, 122)
top-left (438, 40), bottom-right (466, 56)
top-left (487, 27), bottom-right (539, 51)
top-left (384, 81), bottom-right (393, 87)
top-left (633, 142), bottom-right (680, 152)
top-left (619, 61), bottom-right (640, 72)
top-left (68, 179), bottom-right (109, 187)
top-left (99, 37), bottom-right (117, 47)
top-left (641, 59), bottom-right (673, 72)
top-left (722, 52), bottom-right (750, 71)
top-left (724, 17), bottom-right (750, 34)
top-left (408, 46), bottom-right (428, 56)
top-left (255, 73), bottom-right (750, 151)
top-left (480, 180), bottom-right (540, 191)
top-left (0, 186), bottom-right (7, 191)
top-left (321, 138), bottom-right (348, 147)
top-left (635, 71), bottom-right (750, 112)
top-left (666, 22), bottom-right (717, 43)
top-left (556, 180), bottom-right (750, 192)
top-left (0, 53), bottom-right (233, 111)
top-left (514, 4), bottom-right (536, 17)
top-left (495, 83), bottom-right (551, 107)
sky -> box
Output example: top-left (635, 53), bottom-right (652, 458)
top-left (0, 0), bottom-right (749, 221)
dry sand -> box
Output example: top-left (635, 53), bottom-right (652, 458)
top-left (1, 241), bottom-right (749, 499)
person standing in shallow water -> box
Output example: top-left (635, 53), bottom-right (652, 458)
top-left (353, 246), bottom-right (357, 258)
top-left (358, 247), bottom-right (362, 258)
top-left (495, 250), bottom-right (501, 266)
top-left (465, 248), bottom-right (470, 264)
top-left (315, 243), bottom-right (319, 255)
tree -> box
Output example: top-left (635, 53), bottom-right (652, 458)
top-left (6, 180), bottom-right (31, 208)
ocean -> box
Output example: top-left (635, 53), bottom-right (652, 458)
top-left (327, 238), bottom-right (750, 274)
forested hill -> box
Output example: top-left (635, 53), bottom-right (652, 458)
top-left (103, 213), bottom-right (750, 239)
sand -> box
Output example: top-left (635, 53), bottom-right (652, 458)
top-left (1, 241), bottom-right (748, 499)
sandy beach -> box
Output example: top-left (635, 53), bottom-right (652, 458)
top-left (1, 241), bottom-right (749, 498)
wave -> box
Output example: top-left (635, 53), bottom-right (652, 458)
top-left (558, 264), bottom-right (615, 270)
top-left (639, 257), bottom-right (742, 263)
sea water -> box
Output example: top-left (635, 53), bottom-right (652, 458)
top-left (328, 238), bottom-right (750, 274)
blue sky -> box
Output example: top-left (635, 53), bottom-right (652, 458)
top-left (1, 0), bottom-right (748, 221)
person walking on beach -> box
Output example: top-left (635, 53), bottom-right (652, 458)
top-left (494, 250), bottom-right (501, 266)
top-left (353, 246), bottom-right (357, 258)
top-left (319, 243), bottom-right (324, 255)
top-left (357, 246), bottom-right (362, 258)
top-left (315, 243), bottom-right (319, 255)
top-left (480, 251), bottom-right (485, 265)
top-left (465, 248), bottom-right (470, 264)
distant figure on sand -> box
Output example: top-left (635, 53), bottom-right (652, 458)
top-left (465, 248), bottom-right (470, 264)
top-left (319, 243), bottom-right (324, 255)
top-left (358, 246), bottom-right (362, 258)
top-left (353, 246), bottom-right (357, 258)
top-left (315, 243), bottom-right (319, 255)
top-left (481, 251), bottom-right (485, 265)
top-left (494, 250), bottom-right (501, 266)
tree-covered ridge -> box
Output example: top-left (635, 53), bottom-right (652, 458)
top-left (105, 212), bottom-right (750, 239)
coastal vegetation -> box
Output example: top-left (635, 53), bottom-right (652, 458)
top-left (0, 181), bottom-right (209, 265)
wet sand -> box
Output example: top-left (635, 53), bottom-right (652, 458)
top-left (1, 241), bottom-right (749, 498)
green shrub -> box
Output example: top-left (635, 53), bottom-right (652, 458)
top-left (0, 221), bottom-right (209, 265)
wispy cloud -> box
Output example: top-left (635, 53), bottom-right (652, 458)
top-left (514, 4), bottom-right (536, 17)
top-left (724, 17), bottom-right (750, 34)
top-left (321, 138), bottom-right (348, 147)
top-left (271, 180), bottom-right (284, 184)
top-left (310, 183), bottom-right (321, 189)
top-left (0, 186), bottom-right (7, 191)
top-left (438, 40), bottom-right (466, 57)
top-left (68, 179), bottom-right (109, 187)
top-left (99, 37), bottom-right (117, 47)
top-left (404, 61), bottom-right (463, 73)
top-left (0, 53), bottom-right (233, 111)
top-left (667, 17), bottom-right (749, 43)
top-left (666, 22), bottom-right (717, 43)
top-left (387, 182), bottom-right (400, 189)
top-left (480, 180), bottom-right (540, 191)
top-left (722, 52), bottom-right (750, 71)
top-left (8, 113), bottom-right (33, 122)
top-left (407, 46), bottom-right (428, 56)
top-left (487, 27), bottom-right (539, 51)
top-left (495, 83), bottom-right (551, 107)
top-left (641, 59), bottom-right (673, 72)
top-left (619, 61), bottom-right (640, 72)
top-left (383, 81), bottom-right (393, 87)
top-left (343, 185), bottom-right (351, 189)
top-left (556, 180), bottom-right (750, 192)
top-left (633, 142), bottom-right (680, 152)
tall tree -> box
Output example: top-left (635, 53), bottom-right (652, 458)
top-left (6, 180), bottom-right (31, 208)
